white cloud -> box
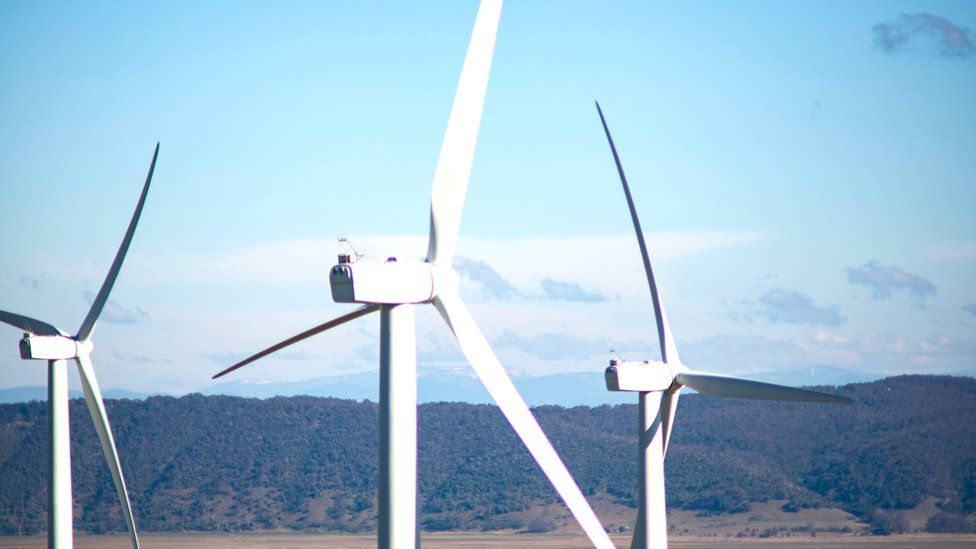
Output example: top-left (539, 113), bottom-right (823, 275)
top-left (82, 290), bottom-right (149, 325)
top-left (494, 330), bottom-right (621, 361)
top-left (540, 278), bottom-right (606, 303)
top-left (873, 12), bottom-right (975, 58)
top-left (134, 231), bottom-right (760, 289)
top-left (680, 334), bottom-right (813, 373)
top-left (812, 331), bottom-right (976, 372)
top-left (678, 330), bottom-right (976, 376)
top-left (846, 260), bottom-right (935, 300)
top-left (735, 289), bottom-right (845, 327)
top-left (67, 230), bottom-right (759, 389)
top-left (455, 256), bottom-right (519, 299)
top-left (28, 229), bottom-right (976, 391)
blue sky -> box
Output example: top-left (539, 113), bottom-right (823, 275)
top-left (1, 1), bottom-right (974, 394)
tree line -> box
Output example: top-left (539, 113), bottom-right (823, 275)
top-left (0, 375), bottom-right (973, 534)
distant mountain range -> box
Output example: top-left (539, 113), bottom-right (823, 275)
top-left (0, 386), bottom-right (159, 404)
top-left (202, 367), bottom-right (640, 407)
top-left (2, 365), bottom-right (972, 406)
top-left (745, 365), bottom-right (884, 387)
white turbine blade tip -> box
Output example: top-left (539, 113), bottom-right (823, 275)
top-left (595, 103), bottom-right (680, 365)
top-left (425, 0), bottom-right (503, 265)
top-left (77, 144), bottom-right (159, 341)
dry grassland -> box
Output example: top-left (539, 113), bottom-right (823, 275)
top-left (2, 533), bottom-right (976, 548)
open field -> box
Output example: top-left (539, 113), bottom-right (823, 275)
top-left (2, 500), bottom-right (971, 548)
top-left (3, 499), bottom-right (970, 548)
top-left (2, 534), bottom-right (976, 548)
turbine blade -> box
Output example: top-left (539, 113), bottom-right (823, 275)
top-left (595, 102), bottom-right (679, 364)
top-left (425, 0), bottom-right (503, 265)
top-left (212, 304), bottom-right (380, 379)
top-left (432, 292), bottom-right (614, 549)
top-left (660, 389), bottom-right (681, 456)
top-left (675, 371), bottom-right (851, 404)
top-left (77, 143), bottom-right (159, 341)
top-left (0, 310), bottom-right (63, 336)
top-left (75, 354), bottom-right (140, 548)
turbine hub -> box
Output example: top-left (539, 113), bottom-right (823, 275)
top-left (428, 262), bottom-right (460, 297)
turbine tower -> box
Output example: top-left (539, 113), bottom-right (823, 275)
top-left (0, 143), bottom-right (158, 549)
top-left (213, 2), bottom-right (613, 547)
top-left (594, 102), bottom-right (852, 549)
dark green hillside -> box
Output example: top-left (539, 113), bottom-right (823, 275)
top-left (0, 375), bottom-right (973, 534)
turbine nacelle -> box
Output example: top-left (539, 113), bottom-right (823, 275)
top-left (19, 334), bottom-right (93, 361)
top-left (329, 255), bottom-right (459, 305)
top-left (605, 359), bottom-right (677, 392)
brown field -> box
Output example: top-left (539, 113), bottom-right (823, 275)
top-left (2, 533), bottom-right (976, 548)
top-left (2, 500), bottom-right (971, 548)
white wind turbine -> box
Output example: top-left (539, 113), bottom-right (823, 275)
top-left (594, 102), bottom-right (851, 549)
top-left (212, 2), bottom-right (614, 547)
top-left (0, 143), bottom-right (158, 549)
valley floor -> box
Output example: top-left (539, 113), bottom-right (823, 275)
top-left (1, 534), bottom-right (976, 548)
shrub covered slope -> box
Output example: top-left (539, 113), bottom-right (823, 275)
top-left (0, 375), bottom-right (973, 534)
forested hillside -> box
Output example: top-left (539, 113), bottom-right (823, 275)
top-left (0, 375), bottom-right (973, 534)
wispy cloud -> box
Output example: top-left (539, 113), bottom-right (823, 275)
top-left (110, 350), bottom-right (166, 364)
top-left (873, 12), bottom-right (974, 58)
top-left (418, 333), bottom-right (465, 363)
top-left (82, 291), bottom-right (149, 324)
top-left (455, 256), bottom-right (519, 299)
top-left (18, 274), bottom-right (40, 290)
top-left (964, 303), bottom-right (976, 317)
top-left (846, 260), bottom-right (935, 300)
top-left (757, 289), bottom-right (845, 327)
top-left (680, 331), bottom-right (976, 375)
top-left (201, 352), bottom-right (248, 364)
top-left (354, 344), bottom-right (378, 363)
top-left (493, 330), bottom-right (649, 361)
top-left (276, 350), bottom-right (322, 361)
top-left (494, 331), bottom-right (602, 361)
top-left (199, 349), bottom-right (315, 366)
top-left (132, 232), bottom-right (762, 301)
top-left (456, 257), bottom-right (609, 303)
top-left (815, 332), bottom-right (976, 371)
top-left (2, 271), bottom-right (42, 291)
top-left (730, 289), bottom-right (844, 327)
top-left (680, 334), bottom-right (812, 373)
top-left (494, 330), bottom-right (600, 360)
top-left (540, 278), bottom-right (606, 303)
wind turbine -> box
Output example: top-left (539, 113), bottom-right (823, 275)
top-left (0, 143), bottom-right (158, 549)
top-left (594, 102), bottom-right (851, 549)
top-left (212, 2), bottom-right (613, 547)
